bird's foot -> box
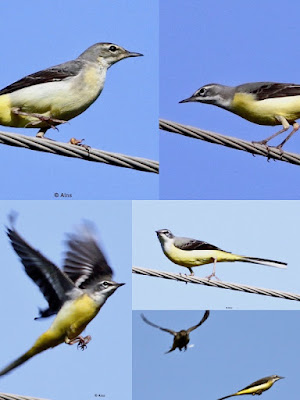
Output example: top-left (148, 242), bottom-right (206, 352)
top-left (66, 335), bottom-right (92, 350)
top-left (69, 137), bottom-right (91, 151)
top-left (205, 273), bottom-right (221, 281)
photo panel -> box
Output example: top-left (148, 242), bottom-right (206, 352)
top-left (0, 200), bottom-right (132, 400)
top-left (133, 200), bottom-right (300, 310)
top-left (133, 310), bottom-right (293, 400)
top-left (159, 0), bottom-right (300, 199)
top-left (0, 0), bottom-right (158, 200)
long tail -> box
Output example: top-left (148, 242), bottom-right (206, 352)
top-left (217, 394), bottom-right (237, 400)
top-left (240, 256), bottom-right (287, 269)
top-left (0, 349), bottom-right (36, 377)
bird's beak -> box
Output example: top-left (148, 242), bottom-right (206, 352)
top-left (126, 51), bottom-right (144, 58)
top-left (179, 96), bottom-right (196, 103)
top-left (116, 282), bottom-right (126, 287)
top-left (278, 376), bottom-right (284, 379)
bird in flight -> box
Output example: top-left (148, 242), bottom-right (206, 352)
top-left (141, 310), bottom-right (210, 353)
top-left (0, 215), bottom-right (124, 376)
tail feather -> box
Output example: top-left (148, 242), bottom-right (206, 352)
top-left (0, 350), bottom-right (33, 377)
top-left (240, 256), bottom-right (287, 269)
top-left (217, 394), bottom-right (237, 400)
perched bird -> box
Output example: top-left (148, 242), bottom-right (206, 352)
top-left (156, 229), bottom-right (287, 280)
top-left (217, 375), bottom-right (284, 399)
top-left (0, 216), bottom-right (124, 377)
top-left (0, 43), bottom-right (142, 139)
top-left (141, 310), bottom-right (209, 353)
top-left (180, 82), bottom-right (300, 148)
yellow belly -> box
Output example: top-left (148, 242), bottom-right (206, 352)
top-left (237, 381), bottom-right (272, 395)
top-left (0, 65), bottom-right (104, 128)
top-left (231, 93), bottom-right (300, 125)
top-left (164, 245), bottom-right (243, 268)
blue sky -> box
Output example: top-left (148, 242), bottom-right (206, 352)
top-left (133, 310), bottom-right (295, 400)
top-left (0, 201), bottom-right (131, 400)
top-left (160, 0), bottom-right (300, 199)
top-left (0, 1), bottom-right (158, 200)
top-left (133, 200), bottom-right (300, 310)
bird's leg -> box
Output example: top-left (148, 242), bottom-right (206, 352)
top-left (205, 257), bottom-right (221, 281)
top-left (11, 107), bottom-right (67, 131)
top-left (277, 122), bottom-right (299, 149)
top-left (188, 267), bottom-right (194, 276)
top-left (65, 335), bottom-right (92, 351)
top-left (253, 116), bottom-right (289, 146)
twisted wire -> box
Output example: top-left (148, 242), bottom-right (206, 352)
top-left (132, 266), bottom-right (300, 301)
top-left (0, 131), bottom-right (159, 174)
top-left (159, 119), bottom-right (300, 166)
top-left (0, 394), bottom-right (49, 400)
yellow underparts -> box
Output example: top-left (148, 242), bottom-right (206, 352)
top-left (0, 65), bottom-right (103, 129)
top-left (236, 381), bottom-right (273, 395)
top-left (27, 294), bottom-right (100, 357)
top-left (231, 93), bottom-right (300, 125)
top-left (164, 246), bottom-right (244, 268)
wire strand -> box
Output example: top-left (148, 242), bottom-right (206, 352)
top-left (132, 266), bottom-right (300, 301)
top-left (159, 119), bottom-right (300, 165)
top-left (0, 394), bottom-right (49, 400)
top-left (0, 131), bottom-right (159, 173)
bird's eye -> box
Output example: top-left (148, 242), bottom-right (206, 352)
top-left (109, 45), bottom-right (117, 52)
top-left (198, 88), bottom-right (206, 95)
top-left (102, 281), bottom-right (109, 288)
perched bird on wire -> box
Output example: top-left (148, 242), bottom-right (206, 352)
top-left (180, 82), bottom-right (300, 149)
top-left (217, 374), bottom-right (284, 399)
top-left (0, 215), bottom-right (124, 377)
top-left (0, 43), bottom-right (142, 141)
top-left (141, 310), bottom-right (209, 353)
top-left (156, 229), bottom-right (287, 280)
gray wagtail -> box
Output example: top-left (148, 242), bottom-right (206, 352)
top-left (180, 82), bottom-right (300, 148)
top-left (0, 216), bottom-right (124, 377)
top-left (141, 310), bottom-right (209, 353)
top-left (156, 229), bottom-right (287, 280)
top-left (217, 375), bottom-right (284, 399)
top-left (0, 43), bottom-right (142, 139)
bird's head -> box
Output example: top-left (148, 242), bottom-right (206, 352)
top-left (78, 43), bottom-right (143, 69)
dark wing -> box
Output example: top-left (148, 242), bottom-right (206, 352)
top-left (240, 376), bottom-right (270, 391)
top-left (174, 237), bottom-right (225, 252)
top-left (141, 314), bottom-right (176, 336)
top-left (7, 217), bottom-right (75, 319)
top-left (0, 59), bottom-right (83, 95)
top-left (186, 310), bottom-right (210, 333)
top-left (63, 222), bottom-right (113, 289)
top-left (238, 82), bottom-right (300, 101)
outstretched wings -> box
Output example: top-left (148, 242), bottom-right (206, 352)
top-left (186, 310), bottom-right (210, 333)
top-left (7, 218), bottom-right (76, 319)
top-left (63, 221), bottom-right (113, 289)
top-left (141, 314), bottom-right (176, 336)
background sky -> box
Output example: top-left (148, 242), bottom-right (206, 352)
top-left (0, 1), bottom-right (158, 200)
top-left (132, 200), bottom-right (300, 310)
top-left (160, 0), bottom-right (300, 199)
top-left (133, 310), bottom-right (295, 400)
top-left (0, 201), bottom-right (131, 400)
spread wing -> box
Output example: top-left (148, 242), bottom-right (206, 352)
top-left (63, 222), bottom-right (113, 289)
top-left (186, 310), bottom-right (210, 333)
top-left (238, 82), bottom-right (300, 101)
top-left (141, 314), bottom-right (176, 336)
top-left (0, 60), bottom-right (83, 95)
top-left (7, 216), bottom-right (75, 319)
top-left (174, 236), bottom-right (224, 252)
